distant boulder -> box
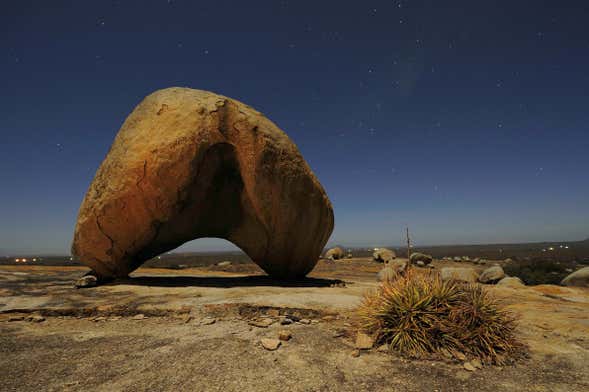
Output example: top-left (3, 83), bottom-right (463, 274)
top-left (478, 265), bottom-right (505, 284)
top-left (325, 247), bottom-right (344, 260)
top-left (410, 252), bottom-right (432, 265)
top-left (561, 267), bottom-right (589, 287)
top-left (373, 248), bottom-right (396, 263)
top-left (453, 257), bottom-right (462, 262)
top-left (497, 276), bottom-right (525, 288)
top-left (440, 267), bottom-right (479, 283)
top-left (462, 256), bottom-right (470, 262)
top-left (377, 260), bottom-right (407, 282)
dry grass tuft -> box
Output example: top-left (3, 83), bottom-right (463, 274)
top-left (357, 269), bottom-right (522, 364)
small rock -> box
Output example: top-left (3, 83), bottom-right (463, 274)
top-left (280, 317), bottom-right (293, 325)
top-left (27, 315), bottom-right (45, 323)
top-left (463, 362), bottom-right (476, 372)
top-left (322, 315), bottom-right (336, 321)
top-left (249, 318), bottom-right (275, 328)
top-left (332, 330), bottom-right (345, 338)
top-left (217, 261), bottom-right (232, 267)
top-left (355, 332), bottom-right (374, 350)
top-left (200, 317), bottom-right (216, 325)
top-left (278, 331), bottom-right (292, 341)
top-left (298, 318), bottom-right (311, 325)
top-left (285, 314), bottom-right (301, 322)
top-left (453, 351), bottom-right (467, 361)
top-left (181, 314), bottom-right (193, 323)
top-left (471, 358), bottom-right (483, 369)
top-left (376, 344), bottom-right (389, 352)
top-left (75, 275), bottom-right (97, 288)
top-left (260, 338), bottom-right (281, 351)
top-left (266, 309), bottom-right (280, 317)
top-left (132, 314), bottom-right (146, 320)
top-left (93, 316), bottom-right (107, 322)
top-left (8, 315), bottom-right (24, 322)
top-left (351, 349), bottom-right (361, 358)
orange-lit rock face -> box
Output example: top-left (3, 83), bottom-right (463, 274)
top-left (72, 88), bottom-right (334, 279)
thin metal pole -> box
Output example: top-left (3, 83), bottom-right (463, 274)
top-left (406, 226), bottom-right (412, 261)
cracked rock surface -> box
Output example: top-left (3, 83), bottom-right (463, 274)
top-left (72, 87), bottom-right (334, 279)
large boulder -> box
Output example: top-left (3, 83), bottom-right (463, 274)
top-left (561, 267), bottom-right (589, 287)
top-left (478, 265), bottom-right (506, 284)
top-left (373, 248), bottom-right (396, 263)
top-left (410, 252), bottom-right (433, 265)
top-left (72, 88), bottom-right (334, 280)
top-left (325, 247), bottom-right (344, 260)
top-left (440, 267), bottom-right (479, 283)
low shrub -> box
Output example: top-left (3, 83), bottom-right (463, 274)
top-left (356, 269), bottom-right (522, 364)
top-left (503, 257), bottom-right (577, 285)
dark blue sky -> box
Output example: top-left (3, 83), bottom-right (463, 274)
top-left (1, 1), bottom-right (588, 254)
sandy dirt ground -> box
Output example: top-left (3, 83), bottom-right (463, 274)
top-left (1, 259), bottom-right (588, 392)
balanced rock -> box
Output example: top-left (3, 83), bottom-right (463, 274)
top-left (325, 247), bottom-right (344, 260)
top-left (440, 267), bottom-right (479, 283)
top-left (410, 252), bottom-right (433, 265)
top-left (72, 88), bottom-right (334, 280)
top-left (478, 265), bottom-right (505, 284)
top-left (561, 267), bottom-right (589, 287)
top-left (373, 248), bottom-right (396, 263)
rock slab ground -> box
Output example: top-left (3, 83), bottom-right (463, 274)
top-left (1, 261), bottom-right (589, 392)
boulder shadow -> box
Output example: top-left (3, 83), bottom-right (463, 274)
top-left (108, 275), bottom-right (345, 288)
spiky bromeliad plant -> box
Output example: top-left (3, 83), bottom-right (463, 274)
top-left (357, 269), bottom-right (522, 364)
